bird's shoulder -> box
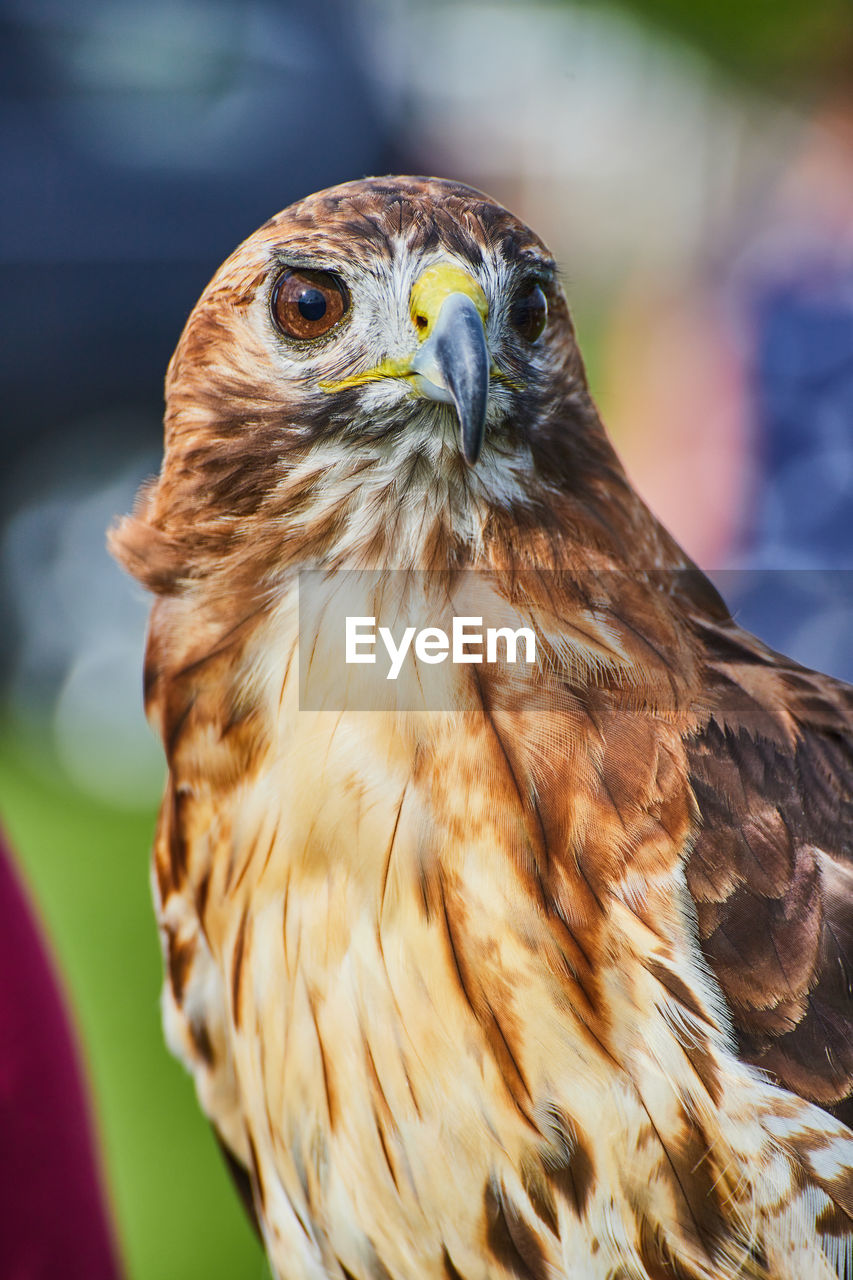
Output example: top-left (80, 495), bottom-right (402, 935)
top-left (683, 608), bottom-right (853, 1120)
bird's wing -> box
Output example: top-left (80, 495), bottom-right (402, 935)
top-left (683, 612), bottom-right (853, 1120)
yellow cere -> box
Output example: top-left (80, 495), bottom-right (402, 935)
top-left (320, 261), bottom-right (517, 394)
top-left (409, 262), bottom-right (488, 338)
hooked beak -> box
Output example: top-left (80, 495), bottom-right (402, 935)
top-left (320, 261), bottom-right (492, 466)
top-left (410, 292), bottom-right (490, 465)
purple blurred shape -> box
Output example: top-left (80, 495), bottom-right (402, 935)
top-left (0, 833), bottom-right (123, 1279)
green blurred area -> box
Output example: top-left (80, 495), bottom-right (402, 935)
top-left (0, 727), bottom-right (265, 1280)
top-left (612, 0), bottom-right (852, 87)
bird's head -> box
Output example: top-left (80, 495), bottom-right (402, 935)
top-left (113, 176), bottom-right (665, 594)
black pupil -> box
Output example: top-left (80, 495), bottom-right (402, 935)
top-left (513, 286), bottom-right (546, 337)
top-left (298, 286), bottom-right (328, 322)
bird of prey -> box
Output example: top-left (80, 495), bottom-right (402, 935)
top-left (112, 176), bottom-right (853, 1280)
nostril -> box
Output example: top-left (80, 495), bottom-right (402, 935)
top-left (414, 314), bottom-right (429, 333)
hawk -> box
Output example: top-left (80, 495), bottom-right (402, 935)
top-left (112, 177), bottom-right (853, 1280)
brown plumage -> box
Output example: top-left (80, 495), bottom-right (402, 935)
top-left (111, 176), bottom-right (853, 1279)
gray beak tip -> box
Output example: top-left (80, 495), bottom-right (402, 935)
top-left (461, 432), bottom-right (484, 466)
top-left (412, 293), bottom-right (490, 466)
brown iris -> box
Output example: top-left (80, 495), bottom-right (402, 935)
top-left (510, 282), bottom-right (547, 342)
top-left (271, 268), bottom-right (349, 340)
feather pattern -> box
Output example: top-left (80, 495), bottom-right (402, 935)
top-left (111, 177), bottom-right (853, 1279)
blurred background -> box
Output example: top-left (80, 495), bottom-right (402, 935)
top-left (2, 0), bottom-right (853, 1275)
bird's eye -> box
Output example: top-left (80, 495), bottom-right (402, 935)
top-left (510, 283), bottom-right (547, 343)
top-left (271, 268), bottom-right (349, 340)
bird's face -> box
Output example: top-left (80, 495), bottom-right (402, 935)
top-left (257, 216), bottom-right (555, 470)
top-left (122, 177), bottom-right (630, 589)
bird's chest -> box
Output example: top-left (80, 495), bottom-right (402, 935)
top-left (200, 704), bottom-right (670, 1279)
top-left (221, 817), bottom-right (605, 1280)
top-left (175, 607), bottom-right (733, 1278)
